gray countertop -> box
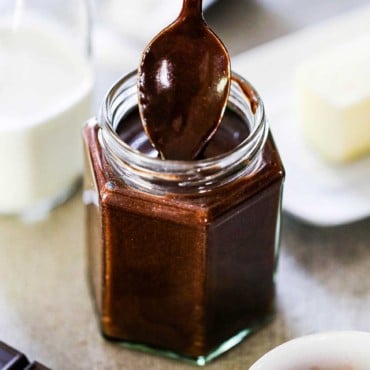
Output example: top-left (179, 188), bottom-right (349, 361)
top-left (1, 1), bottom-right (369, 369)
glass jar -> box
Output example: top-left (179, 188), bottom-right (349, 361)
top-left (83, 71), bottom-right (284, 365)
top-left (0, 0), bottom-right (92, 220)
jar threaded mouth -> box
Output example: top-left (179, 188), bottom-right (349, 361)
top-left (99, 70), bottom-right (268, 195)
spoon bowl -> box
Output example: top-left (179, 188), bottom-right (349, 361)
top-left (138, 0), bottom-right (231, 160)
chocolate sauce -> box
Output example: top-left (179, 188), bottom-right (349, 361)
top-left (138, 0), bottom-right (231, 160)
top-left (231, 75), bottom-right (259, 114)
top-left (83, 110), bottom-right (284, 359)
top-left (117, 108), bottom-right (249, 159)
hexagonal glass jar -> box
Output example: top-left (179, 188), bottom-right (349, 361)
top-left (83, 71), bottom-right (284, 365)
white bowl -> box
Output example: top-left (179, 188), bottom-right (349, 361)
top-left (250, 331), bottom-right (370, 370)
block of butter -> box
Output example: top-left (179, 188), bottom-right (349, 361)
top-left (296, 35), bottom-right (370, 162)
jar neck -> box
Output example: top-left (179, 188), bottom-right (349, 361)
top-left (99, 70), bottom-right (268, 195)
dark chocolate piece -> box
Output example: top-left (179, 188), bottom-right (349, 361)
top-left (24, 362), bottom-right (51, 370)
top-left (0, 341), bottom-right (29, 370)
top-left (0, 342), bottom-right (51, 370)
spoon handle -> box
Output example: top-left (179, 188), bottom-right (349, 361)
top-left (181, 0), bottom-right (203, 18)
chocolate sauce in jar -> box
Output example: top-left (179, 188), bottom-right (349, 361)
top-left (83, 0), bottom-right (284, 364)
top-left (83, 71), bottom-right (284, 363)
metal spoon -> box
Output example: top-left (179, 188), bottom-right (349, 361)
top-left (138, 0), bottom-right (231, 160)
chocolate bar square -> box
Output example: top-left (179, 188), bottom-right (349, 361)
top-left (0, 341), bottom-right (29, 369)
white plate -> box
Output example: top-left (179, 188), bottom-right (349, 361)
top-left (233, 5), bottom-right (370, 226)
top-left (102, 0), bottom-right (217, 43)
top-left (250, 331), bottom-right (370, 370)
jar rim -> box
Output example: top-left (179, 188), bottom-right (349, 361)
top-left (98, 70), bottom-right (269, 194)
top-left (100, 70), bottom-right (266, 170)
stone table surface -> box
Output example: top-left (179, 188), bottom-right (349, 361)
top-left (1, 1), bottom-right (370, 369)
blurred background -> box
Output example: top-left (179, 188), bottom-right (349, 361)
top-left (93, 0), bottom-right (370, 106)
top-left (94, 0), bottom-right (370, 227)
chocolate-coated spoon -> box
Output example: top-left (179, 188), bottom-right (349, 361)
top-left (138, 0), bottom-right (231, 160)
